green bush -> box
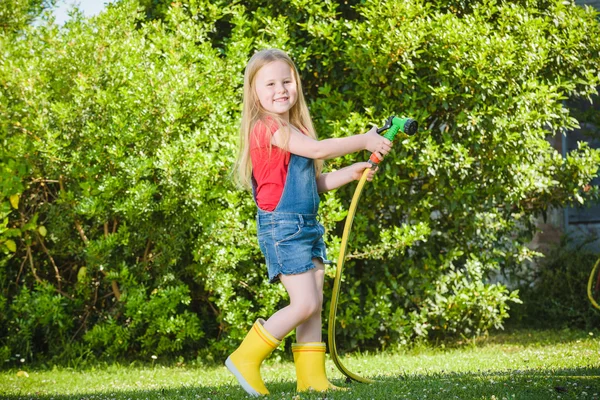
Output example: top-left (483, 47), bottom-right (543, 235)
top-left (6, 283), bottom-right (75, 358)
top-left (512, 236), bottom-right (600, 330)
top-left (0, 0), bottom-right (56, 32)
top-left (0, 0), bottom-right (599, 364)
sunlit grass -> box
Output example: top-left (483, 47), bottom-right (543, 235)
top-left (1, 329), bottom-right (599, 399)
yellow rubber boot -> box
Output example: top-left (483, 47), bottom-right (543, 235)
top-left (292, 342), bottom-right (346, 392)
top-left (225, 319), bottom-right (281, 396)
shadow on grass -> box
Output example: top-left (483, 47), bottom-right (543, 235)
top-left (2, 366), bottom-right (599, 400)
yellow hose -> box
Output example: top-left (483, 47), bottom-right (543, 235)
top-left (588, 257), bottom-right (600, 310)
top-left (328, 173), bottom-right (600, 382)
top-left (327, 167), bottom-right (375, 384)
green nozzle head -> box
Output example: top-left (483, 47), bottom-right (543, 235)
top-left (383, 117), bottom-right (418, 141)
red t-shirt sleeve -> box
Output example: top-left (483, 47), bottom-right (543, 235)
top-left (250, 119), bottom-right (290, 211)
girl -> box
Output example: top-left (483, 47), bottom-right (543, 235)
top-left (228, 48), bottom-right (391, 396)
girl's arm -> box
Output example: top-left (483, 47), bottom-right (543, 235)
top-left (272, 125), bottom-right (391, 161)
top-left (316, 162), bottom-right (377, 193)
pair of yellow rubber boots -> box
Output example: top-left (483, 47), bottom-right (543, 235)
top-left (225, 319), bottom-right (343, 396)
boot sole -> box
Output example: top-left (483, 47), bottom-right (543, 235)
top-left (225, 356), bottom-right (262, 397)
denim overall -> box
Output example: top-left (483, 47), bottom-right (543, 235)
top-left (253, 154), bottom-right (331, 283)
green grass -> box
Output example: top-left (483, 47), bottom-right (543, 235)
top-left (1, 329), bottom-right (599, 399)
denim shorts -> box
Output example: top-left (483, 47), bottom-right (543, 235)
top-left (256, 211), bottom-right (332, 284)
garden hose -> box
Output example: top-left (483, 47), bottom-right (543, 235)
top-left (328, 116), bottom-right (418, 384)
top-left (588, 257), bottom-right (600, 310)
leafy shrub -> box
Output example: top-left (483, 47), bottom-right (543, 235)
top-left (512, 236), bottom-right (600, 330)
top-left (0, 0), bottom-right (599, 364)
top-left (5, 283), bottom-right (76, 360)
top-left (0, 0), bottom-right (56, 32)
top-left (85, 282), bottom-right (203, 358)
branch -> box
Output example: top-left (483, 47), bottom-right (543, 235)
top-left (13, 123), bottom-right (41, 141)
top-left (238, 280), bottom-right (257, 294)
top-left (59, 176), bottom-right (90, 245)
top-left (69, 310), bottom-right (90, 343)
top-left (15, 255), bottom-right (27, 285)
top-left (101, 270), bottom-right (122, 301)
top-left (142, 239), bottom-right (151, 263)
top-left (35, 231), bottom-right (62, 291)
top-left (74, 219), bottom-right (89, 245)
top-left (101, 224), bottom-right (122, 301)
top-left (26, 244), bottom-right (42, 284)
top-left (70, 279), bottom-right (100, 343)
top-left (111, 280), bottom-right (122, 301)
top-left (30, 178), bottom-right (60, 184)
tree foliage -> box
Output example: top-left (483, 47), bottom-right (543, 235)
top-left (1, 0), bottom-right (599, 364)
top-left (0, 0), bottom-right (56, 32)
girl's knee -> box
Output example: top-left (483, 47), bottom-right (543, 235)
top-left (310, 298), bottom-right (323, 316)
top-left (293, 298), bottom-right (322, 321)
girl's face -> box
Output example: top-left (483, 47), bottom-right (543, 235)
top-left (254, 60), bottom-right (297, 120)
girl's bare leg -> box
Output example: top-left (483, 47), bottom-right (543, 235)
top-left (295, 259), bottom-right (325, 342)
top-left (262, 259), bottom-right (324, 340)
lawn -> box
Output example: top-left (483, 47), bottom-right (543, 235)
top-left (1, 329), bottom-right (599, 399)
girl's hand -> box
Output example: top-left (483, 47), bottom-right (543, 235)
top-left (350, 162), bottom-right (378, 181)
top-left (364, 126), bottom-right (392, 161)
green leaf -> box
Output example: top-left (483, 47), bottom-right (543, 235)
top-left (9, 194), bottom-right (19, 209)
top-left (5, 240), bottom-right (16, 252)
top-left (77, 266), bottom-right (87, 282)
top-left (38, 226), bottom-right (47, 237)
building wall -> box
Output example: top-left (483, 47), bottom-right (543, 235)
top-left (575, 0), bottom-right (600, 9)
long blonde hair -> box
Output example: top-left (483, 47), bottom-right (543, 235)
top-left (234, 48), bottom-right (323, 190)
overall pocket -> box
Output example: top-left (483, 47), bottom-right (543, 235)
top-left (274, 221), bottom-right (303, 244)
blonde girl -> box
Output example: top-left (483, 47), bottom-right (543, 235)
top-left (228, 48), bottom-right (391, 396)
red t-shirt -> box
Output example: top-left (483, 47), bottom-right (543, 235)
top-left (251, 119), bottom-right (291, 211)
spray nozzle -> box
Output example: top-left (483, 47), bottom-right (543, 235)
top-left (369, 115), bottom-right (418, 166)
